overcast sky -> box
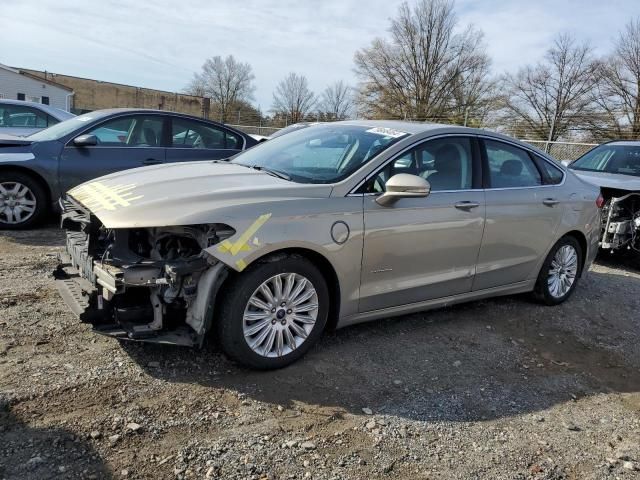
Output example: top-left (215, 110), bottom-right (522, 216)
top-left (2, 0), bottom-right (638, 114)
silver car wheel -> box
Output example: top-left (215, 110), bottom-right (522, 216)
top-left (0, 182), bottom-right (37, 225)
top-left (243, 273), bottom-right (319, 358)
top-left (547, 245), bottom-right (578, 298)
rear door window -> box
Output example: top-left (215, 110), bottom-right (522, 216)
top-left (534, 155), bottom-right (564, 185)
top-left (171, 118), bottom-right (242, 150)
top-left (484, 140), bottom-right (542, 188)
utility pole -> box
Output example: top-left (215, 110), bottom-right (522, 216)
top-left (546, 115), bottom-right (556, 153)
top-left (237, 110), bottom-right (241, 125)
top-left (463, 107), bottom-right (470, 127)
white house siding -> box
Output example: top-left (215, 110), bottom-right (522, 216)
top-left (0, 65), bottom-right (71, 111)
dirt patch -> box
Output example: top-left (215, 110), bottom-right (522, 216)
top-left (1, 226), bottom-right (639, 479)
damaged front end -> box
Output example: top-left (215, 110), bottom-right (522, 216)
top-left (54, 195), bottom-right (233, 346)
top-left (600, 188), bottom-right (640, 253)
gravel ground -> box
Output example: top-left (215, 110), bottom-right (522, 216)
top-left (1, 226), bottom-right (639, 480)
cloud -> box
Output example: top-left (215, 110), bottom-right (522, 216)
top-left (1, 0), bottom-right (637, 114)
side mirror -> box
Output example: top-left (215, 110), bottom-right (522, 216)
top-left (375, 174), bottom-right (431, 206)
top-left (73, 134), bottom-right (98, 147)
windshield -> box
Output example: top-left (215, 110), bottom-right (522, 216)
top-left (232, 124), bottom-right (409, 183)
top-left (27, 113), bottom-right (102, 142)
top-left (571, 144), bottom-right (640, 177)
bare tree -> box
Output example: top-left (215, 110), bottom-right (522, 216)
top-left (592, 18), bottom-right (640, 139)
top-left (185, 55), bottom-right (255, 123)
top-left (320, 81), bottom-right (354, 120)
top-left (272, 73), bottom-right (316, 123)
top-left (446, 27), bottom-right (497, 126)
top-left (354, 0), bottom-right (493, 122)
top-left (500, 34), bottom-right (599, 141)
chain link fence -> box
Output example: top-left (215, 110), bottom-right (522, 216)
top-left (520, 140), bottom-right (597, 161)
top-left (228, 124), bottom-right (281, 137)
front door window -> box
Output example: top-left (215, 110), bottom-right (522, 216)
top-left (86, 116), bottom-right (164, 147)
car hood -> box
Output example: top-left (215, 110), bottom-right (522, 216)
top-left (571, 169), bottom-right (640, 191)
top-left (0, 134), bottom-right (33, 146)
top-left (67, 161), bottom-right (333, 228)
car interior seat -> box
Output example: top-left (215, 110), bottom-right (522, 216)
top-left (497, 159), bottom-right (523, 187)
top-left (143, 127), bottom-right (157, 146)
top-left (427, 144), bottom-right (462, 190)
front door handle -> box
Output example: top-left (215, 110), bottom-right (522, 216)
top-left (543, 198), bottom-right (560, 206)
top-left (454, 201), bottom-right (480, 210)
top-left (142, 158), bottom-right (162, 165)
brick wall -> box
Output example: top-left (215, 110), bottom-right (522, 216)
top-left (21, 69), bottom-right (208, 117)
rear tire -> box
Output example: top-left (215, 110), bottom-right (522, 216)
top-left (0, 172), bottom-right (48, 230)
top-left (533, 236), bottom-right (583, 305)
top-left (217, 255), bottom-right (329, 369)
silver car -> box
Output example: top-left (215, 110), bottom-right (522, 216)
top-left (567, 141), bottom-right (640, 254)
top-left (0, 99), bottom-right (74, 136)
top-left (55, 121), bottom-right (601, 369)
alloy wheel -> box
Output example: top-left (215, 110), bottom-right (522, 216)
top-left (243, 273), bottom-right (319, 358)
top-left (547, 244), bottom-right (578, 298)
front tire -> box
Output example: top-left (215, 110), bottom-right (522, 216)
top-left (217, 255), bottom-right (329, 369)
top-left (534, 236), bottom-right (583, 305)
top-left (0, 172), bottom-right (47, 229)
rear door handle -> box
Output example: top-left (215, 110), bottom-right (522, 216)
top-left (142, 158), bottom-right (162, 165)
top-left (454, 201), bottom-right (480, 210)
top-left (543, 198), bottom-right (560, 206)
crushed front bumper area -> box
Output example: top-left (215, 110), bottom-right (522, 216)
top-left (54, 253), bottom-right (198, 346)
top-left (54, 195), bottom-right (231, 347)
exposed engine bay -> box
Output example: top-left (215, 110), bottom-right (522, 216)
top-left (54, 196), bottom-right (234, 346)
top-left (600, 188), bottom-right (640, 253)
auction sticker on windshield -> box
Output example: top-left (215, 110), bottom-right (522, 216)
top-left (366, 127), bottom-right (408, 138)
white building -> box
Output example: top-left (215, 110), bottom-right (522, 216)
top-left (0, 63), bottom-right (73, 111)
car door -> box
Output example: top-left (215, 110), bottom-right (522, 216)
top-left (473, 138), bottom-right (564, 291)
top-left (58, 114), bottom-right (167, 192)
top-left (358, 136), bottom-right (486, 312)
top-left (166, 117), bottom-right (244, 163)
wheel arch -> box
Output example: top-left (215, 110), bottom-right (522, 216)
top-left (214, 247), bottom-right (342, 333)
top-left (562, 230), bottom-right (588, 274)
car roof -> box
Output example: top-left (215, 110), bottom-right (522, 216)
top-left (0, 98), bottom-right (75, 120)
top-left (605, 140), bottom-right (640, 146)
top-left (82, 108), bottom-right (238, 128)
top-left (320, 120), bottom-right (553, 157)
top-left (334, 119), bottom-right (443, 135)
top-left (332, 119), bottom-right (533, 142)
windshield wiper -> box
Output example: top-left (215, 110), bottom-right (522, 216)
top-left (249, 165), bottom-right (291, 181)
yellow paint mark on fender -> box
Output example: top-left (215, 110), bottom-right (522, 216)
top-left (236, 259), bottom-right (247, 271)
top-left (217, 213), bottom-right (272, 256)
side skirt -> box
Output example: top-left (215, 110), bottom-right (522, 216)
top-left (338, 280), bottom-right (535, 328)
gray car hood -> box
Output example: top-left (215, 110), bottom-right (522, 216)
top-left (0, 134), bottom-right (32, 145)
top-left (68, 161), bottom-right (332, 228)
top-left (571, 169), bottom-right (640, 191)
